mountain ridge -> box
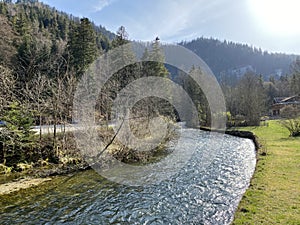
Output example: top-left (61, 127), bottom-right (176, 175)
top-left (0, 0), bottom-right (298, 82)
top-left (180, 37), bottom-right (297, 81)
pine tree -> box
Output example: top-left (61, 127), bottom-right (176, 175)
top-left (139, 38), bottom-right (174, 120)
top-left (110, 26), bottom-right (137, 88)
top-left (16, 0), bottom-right (38, 4)
top-left (142, 38), bottom-right (169, 78)
top-left (0, 2), bottom-right (8, 14)
top-left (15, 11), bottom-right (30, 35)
top-left (68, 18), bottom-right (98, 77)
top-left (0, 102), bottom-right (36, 166)
top-left (16, 35), bottom-right (50, 83)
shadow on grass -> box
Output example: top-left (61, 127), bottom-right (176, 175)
top-left (279, 136), bottom-right (300, 141)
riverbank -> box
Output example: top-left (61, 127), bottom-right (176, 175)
top-left (232, 120), bottom-right (300, 224)
top-left (0, 129), bottom-right (256, 224)
top-left (0, 177), bottom-right (52, 195)
top-left (0, 119), bottom-right (178, 195)
top-left (0, 124), bottom-right (260, 198)
top-left (200, 126), bottom-right (260, 150)
top-left (0, 162), bottom-right (90, 195)
top-left (0, 124), bottom-right (255, 196)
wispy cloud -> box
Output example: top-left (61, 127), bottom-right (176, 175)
top-left (42, 0), bottom-right (117, 17)
top-left (117, 0), bottom-right (229, 42)
top-left (44, 0), bottom-right (239, 41)
top-left (91, 0), bottom-right (117, 13)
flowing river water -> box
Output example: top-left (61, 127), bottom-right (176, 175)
top-left (0, 129), bottom-right (256, 225)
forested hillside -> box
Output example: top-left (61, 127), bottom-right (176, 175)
top-left (0, 0), bottom-right (113, 70)
top-left (180, 37), bottom-right (297, 80)
top-left (0, 1), bottom-right (176, 168)
top-left (0, 0), bottom-right (115, 168)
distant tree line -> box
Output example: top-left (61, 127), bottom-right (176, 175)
top-left (180, 37), bottom-right (296, 81)
top-left (221, 58), bottom-right (300, 126)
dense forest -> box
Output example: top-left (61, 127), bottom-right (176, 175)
top-left (0, 0), bottom-right (112, 168)
top-left (180, 37), bottom-right (297, 81)
top-left (0, 0), bottom-right (299, 172)
top-left (0, 0), bottom-right (113, 68)
top-left (0, 1), bottom-right (175, 169)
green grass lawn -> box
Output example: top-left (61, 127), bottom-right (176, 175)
top-left (232, 120), bottom-right (300, 224)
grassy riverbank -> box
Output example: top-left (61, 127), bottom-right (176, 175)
top-left (233, 120), bottom-right (300, 224)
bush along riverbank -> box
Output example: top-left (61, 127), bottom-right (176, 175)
top-left (0, 118), bottom-right (179, 193)
top-left (0, 131), bottom-right (89, 184)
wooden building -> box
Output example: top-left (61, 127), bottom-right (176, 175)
top-left (271, 95), bottom-right (300, 116)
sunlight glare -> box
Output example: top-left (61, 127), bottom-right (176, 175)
top-left (248, 0), bottom-right (300, 36)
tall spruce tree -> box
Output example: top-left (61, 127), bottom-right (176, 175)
top-left (110, 26), bottom-right (137, 88)
top-left (139, 38), bottom-right (174, 119)
top-left (68, 18), bottom-right (98, 77)
top-left (142, 38), bottom-right (169, 78)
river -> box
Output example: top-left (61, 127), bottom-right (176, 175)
top-left (0, 129), bottom-right (256, 225)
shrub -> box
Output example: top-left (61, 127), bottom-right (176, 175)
top-left (279, 106), bottom-right (300, 137)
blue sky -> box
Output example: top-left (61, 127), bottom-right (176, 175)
top-left (41, 0), bottom-right (300, 55)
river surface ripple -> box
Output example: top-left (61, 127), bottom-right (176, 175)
top-left (0, 129), bottom-right (256, 225)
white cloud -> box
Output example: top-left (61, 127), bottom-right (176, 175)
top-left (78, 0), bottom-right (116, 14)
top-left (43, 0), bottom-right (117, 17)
top-left (92, 0), bottom-right (116, 13)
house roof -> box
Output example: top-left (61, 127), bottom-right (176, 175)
top-left (273, 97), bottom-right (286, 104)
top-left (273, 95), bottom-right (300, 106)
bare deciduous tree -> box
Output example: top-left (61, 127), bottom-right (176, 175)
top-left (234, 73), bottom-right (266, 126)
top-left (25, 72), bottom-right (50, 141)
top-left (0, 65), bottom-right (16, 113)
